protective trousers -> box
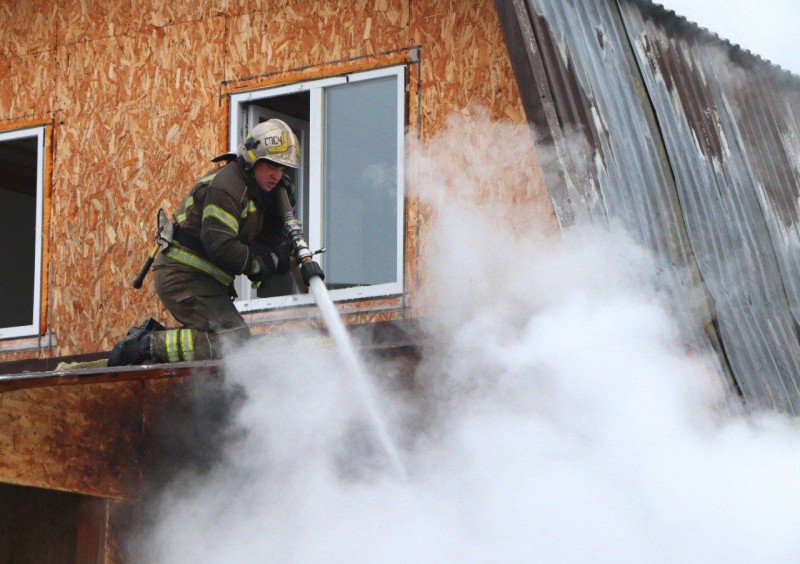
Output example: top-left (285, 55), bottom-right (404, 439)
top-left (150, 260), bottom-right (250, 363)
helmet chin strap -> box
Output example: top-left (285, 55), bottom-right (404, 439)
top-left (236, 153), bottom-right (253, 172)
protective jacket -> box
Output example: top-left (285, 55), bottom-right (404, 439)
top-left (149, 158), bottom-right (294, 363)
top-left (155, 159), bottom-right (294, 287)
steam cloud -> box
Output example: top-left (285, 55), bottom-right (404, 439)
top-left (136, 113), bottom-right (800, 563)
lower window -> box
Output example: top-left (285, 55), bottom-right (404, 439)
top-left (0, 126), bottom-right (44, 339)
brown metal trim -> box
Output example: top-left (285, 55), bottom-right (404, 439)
top-left (492, 0), bottom-right (553, 135)
top-left (0, 361), bottom-right (223, 393)
top-left (0, 318), bottom-right (425, 391)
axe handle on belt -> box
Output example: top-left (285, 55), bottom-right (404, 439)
top-left (133, 208), bottom-right (173, 289)
top-left (132, 243), bottom-right (161, 289)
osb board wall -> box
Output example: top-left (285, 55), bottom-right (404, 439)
top-left (0, 380), bottom-right (143, 499)
top-left (0, 372), bottom-right (225, 500)
top-left (0, 0), bottom-right (553, 361)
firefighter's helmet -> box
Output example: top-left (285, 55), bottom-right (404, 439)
top-left (238, 119), bottom-right (300, 169)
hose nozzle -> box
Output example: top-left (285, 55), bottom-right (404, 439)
top-left (282, 216), bottom-right (313, 263)
top-left (274, 185), bottom-right (324, 285)
top-left (274, 186), bottom-right (313, 263)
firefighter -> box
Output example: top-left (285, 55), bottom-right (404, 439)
top-left (108, 119), bottom-right (323, 366)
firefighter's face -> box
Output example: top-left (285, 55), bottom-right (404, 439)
top-left (253, 160), bottom-right (286, 192)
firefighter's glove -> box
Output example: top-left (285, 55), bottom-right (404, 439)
top-left (247, 246), bottom-right (291, 285)
top-left (300, 260), bottom-right (325, 286)
top-left (248, 253), bottom-right (276, 285)
top-left (251, 244), bottom-right (291, 274)
top-left (271, 245), bottom-right (292, 275)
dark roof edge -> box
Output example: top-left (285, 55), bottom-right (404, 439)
top-left (630, 0), bottom-right (800, 84)
top-left (0, 318), bottom-right (426, 380)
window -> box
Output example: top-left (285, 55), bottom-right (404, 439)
top-left (229, 66), bottom-right (406, 311)
top-left (0, 126), bottom-right (44, 339)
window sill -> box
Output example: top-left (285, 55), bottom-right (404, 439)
top-left (0, 333), bottom-right (57, 354)
top-left (243, 294), bottom-right (406, 329)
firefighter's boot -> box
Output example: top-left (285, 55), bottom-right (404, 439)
top-left (108, 321), bottom-right (159, 366)
top-left (125, 317), bottom-right (165, 336)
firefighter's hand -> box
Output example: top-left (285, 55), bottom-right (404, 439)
top-left (271, 245), bottom-right (292, 275)
top-left (300, 260), bottom-right (325, 286)
top-left (248, 253), bottom-right (277, 284)
top-left (246, 257), bottom-right (266, 284)
top-left (248, 246), bottom-right (291, 283)
top-left (252, 244), bottom-right (291, 274)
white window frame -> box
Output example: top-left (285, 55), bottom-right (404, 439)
top-left (228, 65), bottom-right (406, 312)
top-left (0, 126), bottom-right (44, 339)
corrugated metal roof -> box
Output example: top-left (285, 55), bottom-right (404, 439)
top-left (495, 0), bottom-right (800, 414)
top-left (639, 1), bottom-right (800, 81)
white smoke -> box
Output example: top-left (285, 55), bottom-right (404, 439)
top-left (137, 114), bottom-right (800, 563)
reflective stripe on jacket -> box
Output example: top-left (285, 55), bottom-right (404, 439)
top-left (166, 160), bottom-right (294, 284)
top-left (163, 246), bottom-right (234, 287)
top-left (173, 161), bottom-right (260, 276)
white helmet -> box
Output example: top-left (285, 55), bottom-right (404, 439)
top-left (238, 119), bottom-right (300, 169)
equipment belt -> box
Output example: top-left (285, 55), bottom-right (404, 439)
top-left (172, 226), bottom-right (206, 257)
top-left (164, 244), bottom-right (235, 287)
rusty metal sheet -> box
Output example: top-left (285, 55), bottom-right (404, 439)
top-left (496, 0), bottom-right (800, 413)
top-left (619, 1), bottom-right (800, 413)
top-left (496, 0), bottom-right (733, 396)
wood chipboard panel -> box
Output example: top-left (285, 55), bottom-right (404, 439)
top-left (0, 381), bottom-right (143, 499)
top-left (0, 369), bottom-right (236, 500)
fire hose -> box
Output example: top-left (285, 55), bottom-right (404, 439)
top-left (273, 185), bottom-right (325, 286)
top-left (132, 189), bottom-right (323, 289)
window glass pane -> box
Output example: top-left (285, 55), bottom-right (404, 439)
top-left (0, 137), bottom-right (37, 329)
top-left (323, 76), bottom-right (398, 289)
